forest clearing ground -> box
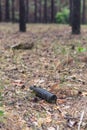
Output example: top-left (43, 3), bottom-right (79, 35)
top-left (0, 23), bottom-right (87, 130)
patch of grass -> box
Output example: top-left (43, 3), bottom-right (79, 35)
top-left (0, 81), bottom-right (4, 108)
top-left (0, 110), bottom-right (4, 117)
top-left (0, 92), bottom-right (3, 101)
top-left (77, 47), bottom-right (86, 53)
top-left (61, 47), bottom-right (67, 55)
top-left (0, 92), bottom-right (3, 108)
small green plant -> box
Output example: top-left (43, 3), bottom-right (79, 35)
top-left (0, 110), bottom-right (4, 123)
top-left (61, 48), bottom-right (67, 54)
top-left (0, 110), bottom-right (4, 117)
top-left (77, 47), bottom-right (86, 53)
top-left (55, 8), bottom-right (69, 24)
top-left (0, 81), bottom-right (4, 107)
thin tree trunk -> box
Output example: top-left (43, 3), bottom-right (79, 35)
top-left (5, 0), bottom-right (10, 22)
top-left (82, 0), bottom-right (86, 24)
top-left (51, 0), bottom-right (54, 23)
top-left (0, 0), bottom-right (2, 22)
top-left (85, 0), bottom-right (87, 23)
top-left (72, 0), bottom-right (81, 34)
top-left (26, 0), bottom-right (29, 23)
top-left (69, 0), bottom-right (73, 25)
top-left (12, 0), bottom-right (15, 22)
top-left (19, 0), bottom-right (26, 32)
top-left (44, 0), bottom-right (47, 23)
top-left (34, 0), bottom-right (37, 23)
top-left (39, 0), bottom-right (42, 23)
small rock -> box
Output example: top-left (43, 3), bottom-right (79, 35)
top-left (47, 127), bottom-right (55, 130)
top-left (32, 121), bottom-right (38, 127)
top-left (82, 122), bottom-right (87, 127)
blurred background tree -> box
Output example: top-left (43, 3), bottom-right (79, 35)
top-left (0, 0), bottom-right (86, 24)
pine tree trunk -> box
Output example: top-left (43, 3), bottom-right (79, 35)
top-left (69, 0), bottom-right (73, 25)
top-left (26, 0), bottom-right (29, 23)
top-left (39, 0), bottom-right (42, 23)
top-left (12, 0), bottom-right (15, 22)
top-left (5, 0), bottom-right (10, 22)
top-left (44, 0), bottom-right (47, 23)
top-left (82, 0), bottom-right (86, 24)
top-left (85, 0), bottom-right (87, 23)
top-left (51, 0), bottom-right (54, 23)
top-left (0, 0), bottom-right (2, 22)
top-left (19, 0), bottom-right (26, 32)
top-left (72, 0), bottom-right (81, 34)
top-left (34, 0), bottom-right (37, 23)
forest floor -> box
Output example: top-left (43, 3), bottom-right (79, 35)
top-left (0, 23), bottom-right (87, 130)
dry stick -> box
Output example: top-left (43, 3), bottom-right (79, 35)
top-left (78, 110), bottom-right (85, 130)
top-left (57, 125), bottom-right (60, 130)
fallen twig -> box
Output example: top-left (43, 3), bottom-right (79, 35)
top-left (78, 110), bottom-right (85, 130)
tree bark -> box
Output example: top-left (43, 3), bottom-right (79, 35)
top-left (72, 0), bottom-right (81, 34)
top-left (44, 0), bottom-right (47, 23)
top-left (69, 0), bottom-right (73, 25)
top-left (0, 0), bottom-right (2, 22)
top-left (39, 0), bottom-right (42, 23)
top-left (34, 0), bottom-right (37, 23)
top-left (12, 0), bottom-right (15, 22)
top-left (82, 0), bottom-right (86, 24)
top-left (51, 0), bottom-right (54, 23)
top-left (19, 0), bottom-right (26, 32)
top-left (5, 0), bottom-right (10, 22)
top-left (26, 0), bottom-right (29, 23)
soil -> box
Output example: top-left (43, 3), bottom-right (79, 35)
top-left (0, 23), bottom-right (87, 130)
